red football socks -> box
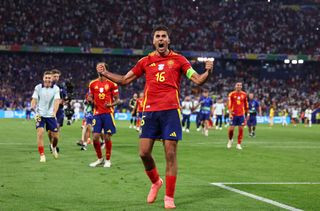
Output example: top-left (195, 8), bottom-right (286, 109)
top-left (145, 168), bottom-right (160, 184)
top-left (166, 175), bottom-right (177, 198)
top-left (93, 141), bottom-right (102, 159)
top-left (38, 146), bottom-right (44, 155)
top-left (228, 128), bottom-right (234, 140)
top-left (238, 127), bottom-right (243, 144)
top-left (105, 140), bottom-right (112, 160)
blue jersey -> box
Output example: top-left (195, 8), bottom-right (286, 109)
top-left (248, 99), bottom-right (260, 116)
top-left (55, 83), bottom-right (67, 112)
top-left (199, 96), bottom-right (213, 114)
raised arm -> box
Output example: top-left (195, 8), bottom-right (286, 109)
top-left (96, 63), bottom-right (137, 86)
top-left (189, 61), bottom-right (214, 86)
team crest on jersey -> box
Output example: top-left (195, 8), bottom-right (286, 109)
top-left (104, 84), bottom-right (109, 91)
top-left (167, 60), bottom-right (174, 68)
top-left (99, 88), bottom-right (104, 93)
top-left (237, 96), bottom-right (240, 100)
top-left (94, 85), bottom-right (99, 89)
top-left (158, 64), bottom-right (165, 71)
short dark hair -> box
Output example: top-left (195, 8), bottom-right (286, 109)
top-left (43, 70), bottom-right (52, 76)
top-left (152, 25), bottom-right (170, 37)
top-left (51, 69), bottom-right (61, 75)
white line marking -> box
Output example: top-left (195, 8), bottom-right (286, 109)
top-left (212, 182), bottom-right (320, 185)
top-left (211, 183), bottom-right (303, 211)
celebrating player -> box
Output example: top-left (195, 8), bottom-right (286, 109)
top-left (96, 25), bottom-right (213, 209)
top-left (31, 71), bottom-right (60, 162)
top-left (247, 93), bottom-right (262, 137)
top-left (129, 93), bottom-right (138, 129)
top-left (227, 82), bottom-right (249, 150)
top-left (88, 64), bottom-right (120, 168)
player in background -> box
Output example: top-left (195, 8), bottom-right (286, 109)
top-left (181, 96), bottom-right (192, 133)
top-left (227, 82), bottom-right (248, 150)
top-left (25, 101), bottom-right (32, 120)
top-left (213, 98), bottom-right (224, 130)
top-left (77, 92), bottom-right (94, 150)
top-left (129, 93), bottom-right (138, 129)
top-left (281, 108), bottom-right (288, 127)
top-left (199, 89), bottom-right (213, 136)
top-left (305, 107), bottom-right (312, 127)
top-left (88, 64), bottom-right (120, 168)
top-left (73, 100), bottom-right (81, 121)
top-left (135, 92), bottom-right (144, 132)
top-left (192, 95), bottom-right (202, 131)
top-left (247, 93), bottom-right (262, 137)
top-left (269, 105), bottom-right (275, 127)
top-left (96, 25), bottom-right (213, 209)
top-left (31, 71), bottom-right (60, 162)
top-left (291, 106), bottom-right (299, 126)
top-left (49, 69), bottom-right (66, 153)
top-left (224, 102), bottom-right (229, 127)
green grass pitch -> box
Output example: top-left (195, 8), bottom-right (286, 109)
top-left (0, 119), bottom-right (320, 210)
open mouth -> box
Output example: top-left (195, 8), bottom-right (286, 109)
top-left (158, 43), bottom-right (164, 48)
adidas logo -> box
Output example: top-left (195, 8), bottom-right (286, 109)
top-left (149, 63), bottom-right (156, 67)
top-left (107, 129), bottom-right (112, 133)
top-left (169, 132), bottom-right (177, 137)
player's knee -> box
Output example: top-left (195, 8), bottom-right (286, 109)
top-left (139, 150), bottom-right (152, 160)
top-left (165, 150), bottom-right (176, 161)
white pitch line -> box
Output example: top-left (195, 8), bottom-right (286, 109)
top-left (211, 183), bottom-right (303, 211)
top-left (213, 182), bottom-right (320, 185)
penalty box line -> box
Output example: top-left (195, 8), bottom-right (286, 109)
top-left (210, 182), bottom-right (320, 211)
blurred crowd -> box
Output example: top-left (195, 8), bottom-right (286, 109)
top-left (1, 0), bottom-right (320, 54)
top-left (1, 53), bottom-right (319, 115)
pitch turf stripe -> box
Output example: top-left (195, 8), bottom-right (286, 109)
top-left (212, 182), bottom-right (320, 185)
top-left (211, 183), bottom-right (303, 211)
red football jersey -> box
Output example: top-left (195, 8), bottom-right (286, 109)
top-left (136, 97), bottom-right (144, 112)
top-left (228, 91), bottom-right (248, 116)
top-left (131, 50), bottom-right (192, 112)
top-left (89, 78), bottom-right (119, 115)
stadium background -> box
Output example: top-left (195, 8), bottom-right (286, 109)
top-left (1, 1), bottom-right (320, 210)
top-left (1, 0), bottom-right (320, 122)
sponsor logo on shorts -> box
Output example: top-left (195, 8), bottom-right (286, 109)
top-left (169, 132), bottom-right (177, 137)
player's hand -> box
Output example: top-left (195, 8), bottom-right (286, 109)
top-left (96, 62), bottom-right (106, 74)
top-left (34, 114), bottom-right (41, 122)
top-left (205, 60), bottom-right (214, 72)
top-left (229, 115), bottom-right (233, 120)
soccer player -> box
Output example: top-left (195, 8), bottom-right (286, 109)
top-left (50, 69), bottom-right (66, 152)
top-left (199, 89), bottom-right (213, 136)
top-left (135, 92), bottom-right (144, 132)
top-left (129, 93), bottom-right (138, 129)
top-left (213, 98), bottom-right (225, 130)
top-left (77, 92), bottom-right (94, 150)
top-left (181, 96), bottom-right (192, 133)
top-left (227, 82), bottom-right (249, 150)
top-left (31, 71), bottom-right (60, 162)
top-left (25, 101), bottom-right (32, 120)
top-left (305, 107), bottom-right (313, 127)
top-left (269, 105), bottom-right (275, 127)
top-left (247, 93), bottom-right (262, 137)
top-left (281, 108), bottom-right (289, 127)
top-left (96, 25), bottom-right (213, 209)
top-left (291, 106), bottom-right (299, 127)
top-left (192, 96), bottom-right (202, 131)
top-left (88, 64), bottom-right (120, 168)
